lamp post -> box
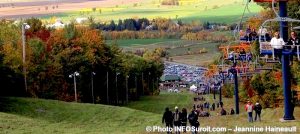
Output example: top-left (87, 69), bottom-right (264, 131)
top-left (148, 72), bottom-right (151, 93)
top-left (126, 75), bottom-right (129, 104)
top-left (69, 71), bottom-right (80, 102)
top-left (91, 72), bottom-right (96, 104)
top-left (22, 23), bottom-right (30, 92)
top-left (142, 72), bottom-right (144, 95)
top-left (116, 72), bottom-right (120, 104)
top-left (106, 71), bottom-right (109, 104)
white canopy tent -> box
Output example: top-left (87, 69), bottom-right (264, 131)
top-left (189, 85), bottom-right (197, 92)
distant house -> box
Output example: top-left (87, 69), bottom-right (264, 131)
top-left (76, 17), bottom-right (88, 24)
top-left (160, 75), bottom-right (181, 82)
top-left (145, 25), bottom-right (154, 30)
top-left (47, 20), bottom-right (65, 29)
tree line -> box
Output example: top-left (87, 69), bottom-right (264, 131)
top-left (0, 18), bottom-right (164, 105)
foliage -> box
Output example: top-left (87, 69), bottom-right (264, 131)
top-left (222, 83), bottom-right (234, 98)
top-left (249, 71), bottom-right (281, 108)
top-left (0, 19), bottom-right (164, 105)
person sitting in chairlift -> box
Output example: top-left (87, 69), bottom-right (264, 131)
top-left (228, 51), bottom-right (235, 61)
top-left (249, 28), bottom-right (258, 42)
top-left (287, 31), bottom-right (300, 64)
top-left (258, 27), bottom-right (271, 41)
top-left (270, 31), bottom-right (285, 61)
top-left (239, 49), bottom-right (246, 62)
top-left (287, 31), bottom-right (300, 51)
top-left (246, 52), bottom-right (252, 62)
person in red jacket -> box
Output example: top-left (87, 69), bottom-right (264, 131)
top-left (245, 100), bottom-right (254, 122)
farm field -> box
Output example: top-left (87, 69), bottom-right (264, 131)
top-left (106, 39), bottom-right (221, 66)
top-left (42, 0), bottom-right (262, 24)
top-left (0, 0), bottom-right (262, 24)
top-left (1, 93), bottom-right (299, 134)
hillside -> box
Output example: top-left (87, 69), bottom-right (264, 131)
top-left (0, 97), bottom-right (160, 134)
top-left (1, 92), bottom-right (299, 134)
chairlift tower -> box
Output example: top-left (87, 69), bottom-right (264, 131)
top-left (254, 0), bottom-right (295, 120)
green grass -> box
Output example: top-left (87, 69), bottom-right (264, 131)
top-left (168, 41), bottom-right (221, 66)
top-left (0, 97), bottom-right (159, 134)
top-left (0, 92), bottom-right (299, 134)
top-left (107, 38), bottom-right (221, 66)
top-left (126, 90), bottom-right (196, 114)
top-left (195, 94), bottom-right (300, 134)
top-left (106, 39), bottom-right (180, 47)
top-left (41, 0), bottom-right (262, 24)
top-left (0, 91), bottom-right (195, 134)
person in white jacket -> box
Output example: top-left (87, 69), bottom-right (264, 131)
top-left (270, 31), bottom-right (285, 60)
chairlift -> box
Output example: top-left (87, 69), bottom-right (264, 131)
top-left (259, 17), bottom-right (300, 61)
top-left (258, 0), bottom-right (300, 61)
top-left (219, 44), bottom-right (251, 62)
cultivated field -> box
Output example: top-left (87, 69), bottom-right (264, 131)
top-left (0, 0), bottom-right (145, 19)
top-left (0, 0), bottom-right (262, 24)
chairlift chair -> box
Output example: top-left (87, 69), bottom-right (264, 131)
top-left (259, 17), bottom-right (300, 61)
top-left (258, 0), bottom-right (300, 61)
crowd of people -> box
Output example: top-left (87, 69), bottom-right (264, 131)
top-left (162, 107), bottom-right (198, 134)
top-left (162, 96), bottom-right (263, 133)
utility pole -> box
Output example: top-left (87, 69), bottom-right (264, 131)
top-left (126, 75), bottom-right (129, 104)
top-left (91, 72), bottom-right (96, 104)
top-left (69, 71), bottom-right (79, 102)
top-left (22, 23), bottom-right (30, 92)
top-left (106, 71), bottom-right (109, 104)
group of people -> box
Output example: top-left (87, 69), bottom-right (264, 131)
top-left (162, 99), bottom-right (263, 134)
top-left (240, 25), bottom-right (273, 42)
top-left (245, 101), bottom-right (263, 122)
top-left (240, 26), bottom-right (261, 42)
top-left (270, 31), bottom-right (300, 63)
top-left (162, 107), bottom-right (199, 134)
top-left (228, 49), bottom-right (252, 62)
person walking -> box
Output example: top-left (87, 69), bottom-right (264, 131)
top-left (162, 107), bottom-right (173, 134)
top-left (188, 109), bottom-right (199, 134)
top-left (179, 108), bottom-right (188, 133)
top-left (245, 101), bottom-right (254, 122)
top-left (173, 106), bottom-right (181, 134)
top-left (254, 102), bottom-right (262, 121)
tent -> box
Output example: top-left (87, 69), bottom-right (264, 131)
top-left (189, 84), bottom-right (197, 91)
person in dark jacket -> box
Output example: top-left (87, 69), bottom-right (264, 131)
top-left (162, 107), bottom-right (173, 133)
top-left (219, 101), bottom-right (224, 108)
top-left (211, 103), bottom-right (215, 111)
top-left (173, 106), bottom-right (181, 134)
top-left (230, 108), bottom-right (235, 115)
top-left (287, 31), bottom-right (300, 63)
top-left (180, 108), bottom-right (188, 133)
top-left (254, 102), bottom-right (262, 121)
top-left (188, 110), bottom-right (199, 134)
top-left (220, 108), bottom-right (227, 116)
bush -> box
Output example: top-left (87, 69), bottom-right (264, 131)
top-left (222, 83), bottom-right (234, 98)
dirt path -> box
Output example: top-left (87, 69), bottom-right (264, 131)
top-left (0, 0), bottom-right (144, 19)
